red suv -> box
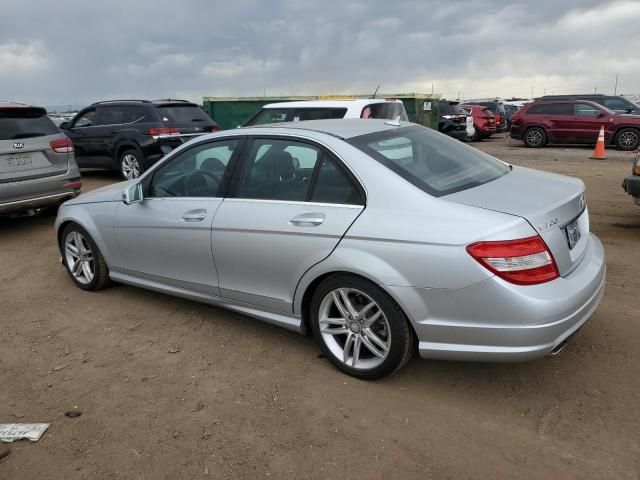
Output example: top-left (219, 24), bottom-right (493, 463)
top-left (510, 99), bottom-right (640, 150)
top-left (462, 104), bottom-right (496, 140)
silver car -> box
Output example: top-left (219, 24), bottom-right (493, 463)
top-left (54, 119), bottom-right (606, 379)
top-left (1, 102), bottom-right (81, 215)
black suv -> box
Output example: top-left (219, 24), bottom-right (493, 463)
top-left (539, 94), bottom-right (640, 115)
top-left (438, 100), bottom-right (472, 140)
top-left (61, 100), bottom-right (218, 179)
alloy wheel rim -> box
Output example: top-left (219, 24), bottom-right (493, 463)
top-left (318, 288), bottom-right (391, 370)
top-left (64, 231), bottom-right (95, 285)
top-left (527, 130), bottom-right (543, 145)
top-left (620, 131), bottom-right (638, 148)
top-left (121, 154), bottom-right (140, 179)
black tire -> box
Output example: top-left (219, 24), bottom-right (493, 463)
top-left (523, 127), bottom-right (547, 148)
top-left (310, 274), bottom-right (414, 380)
top-left (614, 128), bottom-right (640, 151)
top-left (118, 148), bottom-right (144, 180)
top-left (61, 223), bottom-right (111, 291)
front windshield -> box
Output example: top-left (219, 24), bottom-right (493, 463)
top-left (349, 125), bottom-right (510, 197)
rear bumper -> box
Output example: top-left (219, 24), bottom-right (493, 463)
top-left (0, 169), bottom-right (81, 214)
top-left (443, 129), bottom-right (469, 140)
top-left (622, 174), bottom-right (640, 200)
top-left (388, 234), bottom-right (606, 362)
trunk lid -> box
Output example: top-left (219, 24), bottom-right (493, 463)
top-left (0, 106), bottom-right (69, 183)
top-left (444, 166), bottom-right (589, 276)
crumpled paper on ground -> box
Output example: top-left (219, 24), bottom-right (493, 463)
top-left (0, 423), bottom-right (50, 442)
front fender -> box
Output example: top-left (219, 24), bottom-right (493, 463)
top-left (55, 202), bottom-right (119, 266)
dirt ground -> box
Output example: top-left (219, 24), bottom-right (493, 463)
top-left (1, 135), bottom-right (639, 479)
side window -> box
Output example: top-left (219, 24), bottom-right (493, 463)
top-left (603, 98), bottom-right (629, 110)
top-left (292, 109), bottom-right (346, 121)
top-left (120, 106), bottom-right (146, 123)
top-left (246, 109), bottom-right (289, 126)
top-left (546, 103), bottom-right (572, 115)
top-left (96, 106), bottom-right (127, 126)
top-left (527, 104), bottom-right (547, 114)
top-left (237, 139), bottom-right (320, 201)
top-left (72, 109), bottom-right (96, 128)
top-left (149, 139), bottom-right (239, 198)
top-left (574, 104), bottom-right (600, 116)
top-left (311, 157), bottom-right (363, 205)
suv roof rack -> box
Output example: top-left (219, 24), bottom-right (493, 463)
top-left (152, 99), bottom-right (192, 103)
top-left (91, 99), bottom-right (152, 105)
top-left (539, 94), bottom-right (605, 98)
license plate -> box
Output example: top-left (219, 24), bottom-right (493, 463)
top-left (7, 154), bottom-right (32, 167)
top-left (565, 218), bottom-right (581, 249)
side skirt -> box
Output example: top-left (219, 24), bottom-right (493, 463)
top-left (109, 270), bottom-right (304, 333)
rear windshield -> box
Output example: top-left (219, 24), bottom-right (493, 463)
top-left (0, 108), bottom-right (59, 140)
top-left (156, 105), bottom-right (212, 123)
top-left (349, 125), bottom-right (510, 197)
top-left (362, 102), bottom-right (408, 120)
top-left (440, 102), bottom-right (468, 115)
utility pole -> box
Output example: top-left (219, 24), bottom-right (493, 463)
top-left (614, 74), bottom-right (619, 95)
top-left (594, 85), bottom-right (597, 94)
top-left (431, 82), bottom-right (434, 95)
top-left (531, 86), bottom-right (534, 99)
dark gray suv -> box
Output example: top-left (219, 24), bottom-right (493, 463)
top-left (0, 102), bottom-right (81, 215)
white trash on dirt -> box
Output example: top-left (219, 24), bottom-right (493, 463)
top-left (0, 423), bottom-right (50, 442)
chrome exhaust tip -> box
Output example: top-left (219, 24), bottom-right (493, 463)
top-left (548, 341), bottom-right (568, 357)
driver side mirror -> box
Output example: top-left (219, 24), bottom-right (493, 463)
top-left (123, 183), bottom-right (143, 205)
top-left (59, 121), bottom-right (70, 130)
top-left (596, 111), bottom-right (605, 117)
top-left (625, 107), bottom-right (633, 113)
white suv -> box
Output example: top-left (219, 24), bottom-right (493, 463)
top-left (243, 99), bottom-right (409, 126)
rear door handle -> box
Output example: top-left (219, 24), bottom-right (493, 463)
top-left (181, 209), bottom-right (207, 222)
top-left (289, 212), bottom-right (325, 226)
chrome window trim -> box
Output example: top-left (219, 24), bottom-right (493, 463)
top-left (223, 197), bottom-right (364, 209)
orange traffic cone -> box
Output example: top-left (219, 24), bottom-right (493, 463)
top-left (590, 125), bottom-right (607, 160)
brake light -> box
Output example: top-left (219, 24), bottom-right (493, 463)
top-left (64, 181), bottom-right (82, 189)
top-left (149, 127), bottom-right (179, 136)
top-left (466, 236), bottom-right (559, 285)
top-left (49, 137), bottom-right (74, 153)
top-left (209, 125), bottom-right (220, 132)
top-left (495, 114), bottom-right (502, 124)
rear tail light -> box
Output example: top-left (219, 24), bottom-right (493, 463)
top-left (149, 127), bottom-right (179, 136)
top-left (466, 236), bottom-right (559, 285)
top-left (495, 114), bottom-right (502, 124)
top-left (49, 137), bottom-right (74, 153)
top-left (64, 181), bottom-right (82, 189)
top-left (209, 125), bottom-right (220, 132)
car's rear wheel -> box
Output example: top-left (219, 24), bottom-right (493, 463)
top-left (614, 128), bottom-right (640, 151)
top-left (119, 149), bottom-right (144, 180)
top-left (523, 127), bottom-right (547, 148)
top-left (310, 274), bottom-right (414, 380)
top-left (61, 224), bottom-right (111, 291)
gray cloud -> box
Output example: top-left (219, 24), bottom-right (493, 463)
top-left (0, 0), bottom-right (637, 106)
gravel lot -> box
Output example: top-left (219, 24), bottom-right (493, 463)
top-left (1, 134), bottom-right (639, 479)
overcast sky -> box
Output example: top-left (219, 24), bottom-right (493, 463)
top-left (1, 0), bottom-right (638, 107)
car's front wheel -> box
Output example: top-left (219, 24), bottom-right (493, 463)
top-left (310, 274), bottom-right (414, 380)
top-left (615, 128), bottom-right (640, 151)
top-left (119, 149), bottom-right (144, 180)
top-left (523, 127), bottom-right (547, 148)
top-left (61, 224), bottom-right (111, 291)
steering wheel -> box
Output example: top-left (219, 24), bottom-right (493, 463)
top-left (184, 170), bottom-right (220, 197)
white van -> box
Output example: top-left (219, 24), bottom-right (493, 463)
top-left (243, 99), bottom-right (409, 126)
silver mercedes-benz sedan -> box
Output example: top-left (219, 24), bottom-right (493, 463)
top-left (54, 119), bottom-right (606, 379)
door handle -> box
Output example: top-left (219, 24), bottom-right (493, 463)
top-left (289, 212), bottom-right (325, 226)
top-left (181, 209), bottom-right (207, 222)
